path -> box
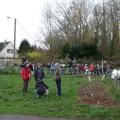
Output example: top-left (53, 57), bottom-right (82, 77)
top-left (0, 115), bottom-right (80, 120)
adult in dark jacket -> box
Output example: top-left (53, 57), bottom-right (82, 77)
top-left (34, 63), bottom-right (45, 89)
top-left (34, 64), bottom-right (44, 80)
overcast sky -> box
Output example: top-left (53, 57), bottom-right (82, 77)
top-left (0, 0), bottom-right (100, 48)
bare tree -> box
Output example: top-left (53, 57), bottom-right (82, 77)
top-left (108, 0), bottom-right (120, 55)
top-left (39, 0), bottom-right (120, 59)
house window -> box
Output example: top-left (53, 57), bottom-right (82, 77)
top-left (7, 49), bottom-right (13, 54)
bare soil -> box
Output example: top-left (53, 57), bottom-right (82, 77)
top-left (78, 80), bottom-right (119, 107)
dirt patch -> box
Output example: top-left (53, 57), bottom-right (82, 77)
top-left (78, 81), bottom-right (119, 107)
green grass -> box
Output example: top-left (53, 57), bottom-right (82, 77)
top-left (0, 74), bottom-right (120, 120)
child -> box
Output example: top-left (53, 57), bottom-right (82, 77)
top-left (36, 80), bottom-right (49, 98)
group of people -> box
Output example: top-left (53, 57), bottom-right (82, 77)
top-left (68, 59), bottom-right (112, 77)
top-left (20, 57), bottom-right (113, 98)
top-left (20, 58), bottom-right (62, 98)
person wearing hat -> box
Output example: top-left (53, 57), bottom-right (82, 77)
top-left (54, 63), bottom-right (62, 96)
top-left (21, 61), bottom-right (31, 93)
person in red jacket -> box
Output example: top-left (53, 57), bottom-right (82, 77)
top-left (21, 62), bottom-right (31, 93)
top-left (90, 63), bottom-right (95, 74)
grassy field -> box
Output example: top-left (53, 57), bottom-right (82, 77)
top-left (0, 74), bottom-right (120, 120)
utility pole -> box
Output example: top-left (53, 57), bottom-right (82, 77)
top-left (7, 17), bottom-right (17, 58)
top-left (13, 18), bottom-right (16, 58)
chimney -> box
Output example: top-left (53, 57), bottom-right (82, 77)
top-left (4, 39), bottom-right (7, 47)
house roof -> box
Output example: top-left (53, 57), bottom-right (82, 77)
top-left (0, 41), bottom-right (10, 52)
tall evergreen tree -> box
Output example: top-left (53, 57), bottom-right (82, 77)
top-left (18, 39), bottom-right (31, 55)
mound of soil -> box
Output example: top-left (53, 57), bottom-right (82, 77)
top-left (78, 81), bottom-right (119, 107)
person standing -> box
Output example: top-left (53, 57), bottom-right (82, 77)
top-left (50, 62), bottom-right (55, 74)
top-left (21, 62), bottom-right (31, 93)
top-left (55, 63), bottom-right (62, 96)
top-left (90, 63), bottom-right (94, 75)
top-left (68, 58), bottom-right (73, 75)
top-left (94, 64), bottom-right (100, 76)
top-left (34, 63), bottom-right (46, 90)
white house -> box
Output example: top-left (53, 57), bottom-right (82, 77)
top-left (0, 41), bottom-right (18, 58)
top-left (0, 41), bottom-right (20, 67)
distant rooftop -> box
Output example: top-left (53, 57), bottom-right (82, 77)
top-left (0, 41), bottom-right (10, 52)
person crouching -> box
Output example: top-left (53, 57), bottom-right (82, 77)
top-left (36, 79), bottom-right (48, 98)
